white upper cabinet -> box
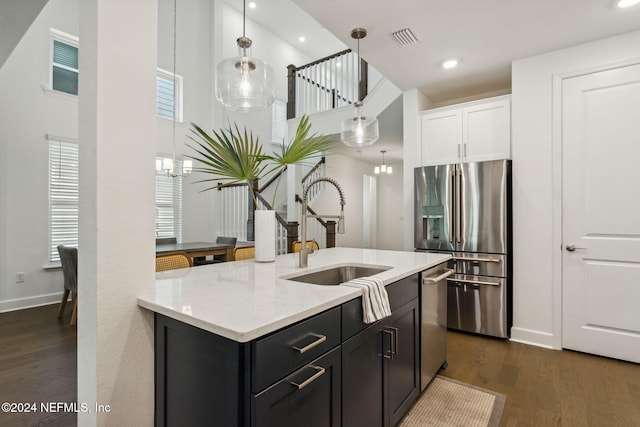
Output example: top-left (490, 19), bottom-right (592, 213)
top-left (420, 95), bottom-right (511, 166)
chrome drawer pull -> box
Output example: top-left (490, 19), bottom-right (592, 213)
top-left (452, 256), bottom-right (501, 264)
top-left (289, 365), bottom-right (325, 390)
top-left (382, 329), bottom-right (394, 359)
top-left (382, 327), bottom-right (399, 360)
top-left (447, 278), bottom-right (500, 287)
top-left (423, 269), bottom-right (454, 284)
top-left (291, 333), bottom-right (327, 354)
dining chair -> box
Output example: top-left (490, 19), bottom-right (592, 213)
top-left (233, 246), bottom-right (255, 261)
top-left (292, 240), bottom-right (320, 253)
top-left (57, 245), bottom-right (78, 326)
top-left (156, 252), bottom-right (193, 272)
top-left (214, 236), bottom-right (237, 261)
top-left (193, 236), bottom-right (238, 265)
top-left (156, 237), bottom-right (177, 245)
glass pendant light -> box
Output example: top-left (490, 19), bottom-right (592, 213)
top-left (215, 0), bottom-right (274, 112)
top-left (341, 28), bottom-right (379, 147)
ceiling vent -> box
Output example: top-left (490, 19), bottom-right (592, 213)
top-left (391, 27), bottom-right (421, 47)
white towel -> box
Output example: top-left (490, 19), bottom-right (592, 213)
top-left (343, 277), bottom-right (391, 323)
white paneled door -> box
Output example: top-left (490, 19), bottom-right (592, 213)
top-left (562, 63), bottom-right (640, 363)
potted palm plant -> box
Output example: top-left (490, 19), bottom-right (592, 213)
top-left (187, 115), bottom-right (334, 261)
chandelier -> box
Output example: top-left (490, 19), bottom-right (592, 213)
top-left (374, 150), bottom-right (392, 174)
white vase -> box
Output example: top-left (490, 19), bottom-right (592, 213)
top-left (254, 209), bottom-right (276, 262)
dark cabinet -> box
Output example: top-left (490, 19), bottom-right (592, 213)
top-left (342, 298), bottom-right (420, 427)
top-left (252, 347), bottom-right (341, 427)
top-left (385, 299), bottom-right (420, 427)
top-left (155, 273), bottom-right (423, 427)
top-left (342, 321), bottom-right (384, 427)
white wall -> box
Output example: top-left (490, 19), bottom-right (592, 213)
top-left (309, 153), bottom-right (372, 248)
top-left (511, 29), bottom-right (640, 349)
top-left (157, 0), bottom-right (217, 243)
top-left (0, 0), bottom-right (320, 310)
top-left (376, 162), bottom-right (404, 251)
top-left (402, 89), bottom-right (433, 251)
top-left (0, 0), bottom-right (79, 311)
top-left (0, 0), bottom-right (216, 310)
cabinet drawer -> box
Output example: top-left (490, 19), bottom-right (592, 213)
top-left (252, 346), bottom-right (341, 427)
top-left (342, 274), bottom-right (419, 341)
top-left (251, 306), bottom-right (340, 393)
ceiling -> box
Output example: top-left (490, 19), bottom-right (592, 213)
top-left (228, 0), bottom-right (640, 166)
top-left (4, 1), bottom-right (638, 166)
top-left (277, 0), bottom-right (640, 104)
top-left (0, 0), bottom-right (49, 68)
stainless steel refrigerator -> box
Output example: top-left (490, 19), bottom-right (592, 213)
top-left (414, 159), bottom-right (512, 338)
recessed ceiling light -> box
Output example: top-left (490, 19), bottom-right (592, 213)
top-left (298, 36), bottom-right (306, 42)
top-left (441, 58), bottom-right (460, 69)
top-left (616, 0), bottom-right (640, 7)
top-left (248, 2), bottom-right (257, 8)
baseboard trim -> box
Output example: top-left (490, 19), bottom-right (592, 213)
top-left (510, 326), bottom-right (557, 349)
top-left (0, 292), bottom-right (63, 313)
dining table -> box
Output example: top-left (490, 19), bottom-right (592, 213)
top-left (155, 241), bottom-right (236, 263)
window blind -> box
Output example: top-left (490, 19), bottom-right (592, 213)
top-left (155, 159), bottom-right (183, 241)
top-left (52, 40), bottom-right (79, 95)
top-left (156, 74), bottom-right (175, 120)
top-left (49, 139), bottom-right (79, 264)
top-left (156, 69), bottom-right (182, 121)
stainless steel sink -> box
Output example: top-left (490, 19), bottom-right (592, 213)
top-left (283, 264), bottom-right (391, 286)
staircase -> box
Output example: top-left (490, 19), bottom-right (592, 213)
top-left (217, 47), bottom-right (401, 253)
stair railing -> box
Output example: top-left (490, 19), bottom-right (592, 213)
top-left (301, 157), bottom-right (326, 205)
top-left (287, 49), bottom-right (368, 119)
top-left (217, 172), bottom-right (289, 254)
top-left (218, 157), bottom-right (334, 254)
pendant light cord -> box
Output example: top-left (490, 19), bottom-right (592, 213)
top-left (172, 0), bottom-right (177, 172)
top-left (242, 0), bottom-right (246, 38)
top-left (357, 36), bottom-right (361, 101)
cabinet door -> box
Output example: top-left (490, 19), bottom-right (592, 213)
top-left (420, 109), bottom-right (462, 166)
top-left (462, 98), bottom-right (511, 162)
top-left (384, 299), bottom-right (420, 427)
top-left (342, 323), bottom-right (384, 427)
top-left (252, 346), bottom-right (341, 427)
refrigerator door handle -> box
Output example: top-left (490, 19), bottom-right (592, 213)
top-left (456, 169), bottom-right (462, 243)
top-left (449, 170), bottom-right (455, 243)
top-left (423, 268), bottom-right (455, 284)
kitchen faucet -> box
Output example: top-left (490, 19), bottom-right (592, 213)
top-left (299, 177), bottom-right (346, 268)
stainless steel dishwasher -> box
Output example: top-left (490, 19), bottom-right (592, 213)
top-left (420, 263), bottom-right (453, 390)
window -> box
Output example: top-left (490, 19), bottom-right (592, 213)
top-left (156, 68), bottom-right (183, 121)
top-left (51, 30), bottom-right (79, 95)
top-left (48, 137), bottom-right (79, 264)
top-left (272, 99), bottom-right (288, 145)
top-left (47, 144), bottom-right (184, 262)
top-left (155, 158), bottom-right (183, 241)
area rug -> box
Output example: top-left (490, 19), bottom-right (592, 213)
top-left (398, 375), bottom-right (505, 427)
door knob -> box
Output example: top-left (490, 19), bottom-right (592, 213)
top-left (565, 244), bottom-right (586, 252)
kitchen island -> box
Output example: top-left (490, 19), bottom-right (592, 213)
top-left (138, 247), bottom-right (450, 427)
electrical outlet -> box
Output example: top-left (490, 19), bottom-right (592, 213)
top-left (16, 272), bottom-right (25, 283)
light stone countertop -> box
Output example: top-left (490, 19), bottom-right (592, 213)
top-left (138, 247), bottom-right (450, 343)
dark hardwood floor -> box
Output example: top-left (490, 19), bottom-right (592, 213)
top-left (442, 330), bottom-right (640, 426)
top-left (0, 304), bottom-right (76, 427)
top-left (1, 305), bottom-right (639, 426)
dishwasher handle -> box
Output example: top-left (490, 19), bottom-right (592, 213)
top-left (423, 268), bottom-right (455, 284)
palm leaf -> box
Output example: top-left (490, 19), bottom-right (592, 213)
top-left (262, 115), bottom-right (335, 171)
top-left (186, 123), bottom-right (267, 193)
